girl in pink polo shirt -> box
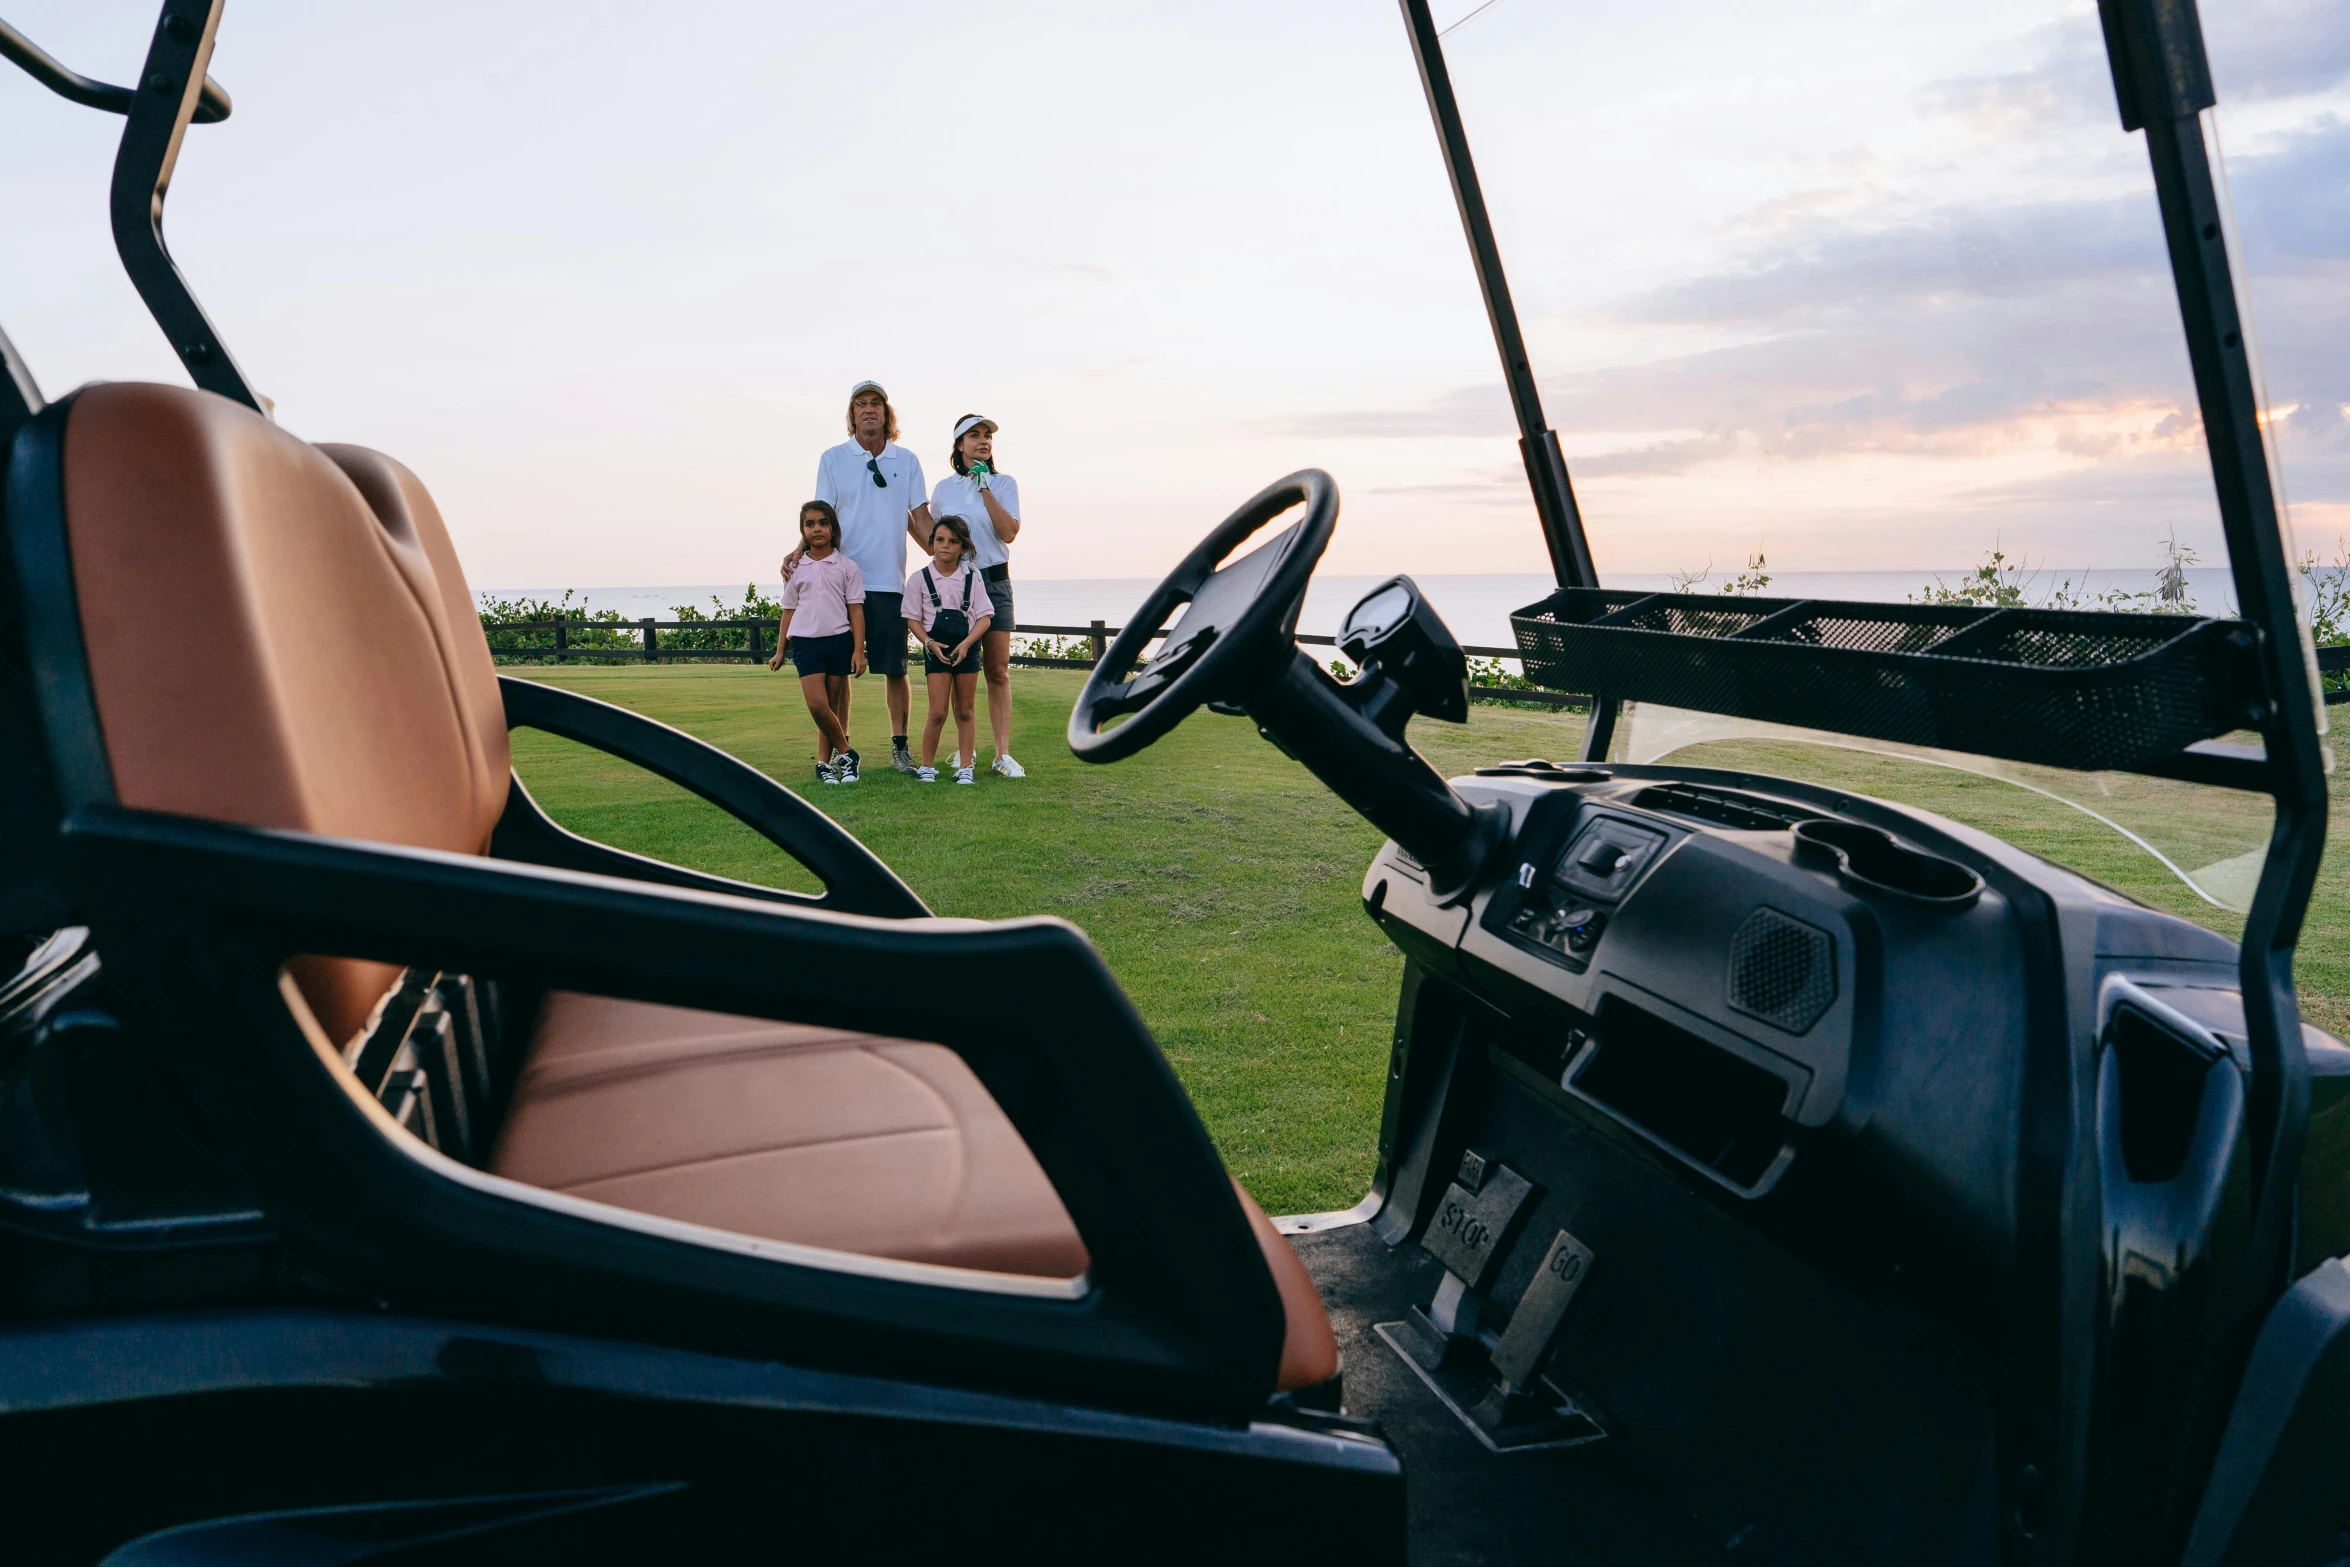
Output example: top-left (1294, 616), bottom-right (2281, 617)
top-left (903, 515), bottom-right (995, 784)
top-left (766, 501), bottom-right (867, 784)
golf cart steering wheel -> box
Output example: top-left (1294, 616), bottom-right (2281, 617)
top-left (1067, 470), bottom-right (1337, 763)
top-left (1069, 469), bottom-right (1509, 899)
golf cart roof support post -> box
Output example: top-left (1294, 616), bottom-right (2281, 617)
top-left (2103, 0), bottom-right (2325, 1299)
top-left (108, 0), bottom-right (260, 412)
top-left (0, 16), bottom-right (231, 122)
top-left (1396, 0), bottom-right (1596, 595)
top-left (1398, 0), bottom-right (1619, 761)
top-left (0, 321), bottom-right (40, 447)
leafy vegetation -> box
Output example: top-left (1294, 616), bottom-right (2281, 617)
top-left (2301, 539), bottom-right (2350, 699)
top-left (1014, 633), bottom-right (1096, 662)
top-left (661, 586), bottom-right (792, 655)
top-left (1671, 550), bottom-right (1774, 597)
top-left (479, 584), bottom-right (806, 663)
top-left (1901, 530), bottom-right (2208, 615)
top-left (476, 590), bottom-right (639, 661)
top-left (1906, 536), bottom-right (2197, 615)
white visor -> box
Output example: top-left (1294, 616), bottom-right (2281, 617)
top-left (952, 414), bottom-right (997, 443)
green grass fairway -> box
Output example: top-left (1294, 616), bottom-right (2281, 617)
top-left (507, 665), bottom-right (2350, 1214)
top-left (506, 665), bottom-right (1589, 1214)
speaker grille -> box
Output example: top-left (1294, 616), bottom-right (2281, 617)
top-left (1727, 909), bottom-right (1836, 1035)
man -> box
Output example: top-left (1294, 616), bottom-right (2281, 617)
top-left (805, 381), bottom-right (932, 773)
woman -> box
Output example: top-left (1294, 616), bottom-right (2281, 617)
top-left (902, 514), bottom-right (995, 785)
top-left (929, 414), bottom-right (1024, 778)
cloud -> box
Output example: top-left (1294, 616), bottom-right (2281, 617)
top-left (1290, 114), bottom-right (2350, 507)
top-left (1626, 198), bottom-right (2161, 325)
top-left (1289, 382), bottom-right (1511, 440)
top-left (2229, 113), bottom-right (2350, 265)
top-left (1922, 18), bottom-right (2117, 134)
top-left (1367, 477), bottom-right (1518, 499)
top-left (1922, 1), bottom-right (2350, 137)
top-left (1576, 431), bottom-right (1744, 478)
top-left (2202, 0), bottom-right (2350, 103)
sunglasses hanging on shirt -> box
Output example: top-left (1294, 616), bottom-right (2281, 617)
top-left (866, 456), bottom-right (888, 489)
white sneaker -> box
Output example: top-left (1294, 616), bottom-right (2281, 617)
top-left (954, 764), bottom-right (975, 786)
top-left (992, 754), bottom-right (1026, 778)
top-left (916, 765), bottom-right (938, 783)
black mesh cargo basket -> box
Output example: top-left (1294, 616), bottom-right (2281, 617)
top-left (1508, 588), bottom-right (2263, 772)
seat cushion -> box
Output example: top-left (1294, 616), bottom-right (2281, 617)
top-left (492, 994), bottom-right (1339, 1388)
top-left (492, 992), bottom-right (1092, 1278)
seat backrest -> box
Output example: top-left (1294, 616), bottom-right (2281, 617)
top-left (59, 383), bottom-right (508, 1043)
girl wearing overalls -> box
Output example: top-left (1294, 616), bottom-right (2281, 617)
top-left (904, 515), bottom-right (996, 784)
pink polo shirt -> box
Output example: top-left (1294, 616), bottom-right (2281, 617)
top-left (778, 551), bottom-right (865, 639)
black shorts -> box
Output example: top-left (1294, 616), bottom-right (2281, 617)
top-left (789, 631), bottom-right (854, 677)
top-left (979, 567), bottom-right (1015, 635)
top-left (925, 645), bottom-right (983, 677)
top-left (863, 591), bottom-right (907, 677)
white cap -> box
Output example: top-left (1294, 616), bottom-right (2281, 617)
top-left (951, 413), bottom-right (997, 443)
top-left (849, 379), bottom-right (887, 400)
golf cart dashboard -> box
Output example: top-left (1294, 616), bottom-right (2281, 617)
top-left (1362, 760), bottom-right (2238, 1239)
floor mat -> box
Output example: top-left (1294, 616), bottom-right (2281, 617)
top-left (1294, 1221), bottom-right (1720, 1566)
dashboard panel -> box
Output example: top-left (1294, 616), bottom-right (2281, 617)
top-left (1359, 761), bottom-right (2255, 1272)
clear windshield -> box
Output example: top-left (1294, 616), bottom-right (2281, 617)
top-left (1417, 0), bottom-right (2339, 928)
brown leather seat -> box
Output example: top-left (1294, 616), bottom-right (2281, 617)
top-left (485, 994), bottom-right (1343, 1391)
top-left (58, 382), bottom-right (1338, 1390)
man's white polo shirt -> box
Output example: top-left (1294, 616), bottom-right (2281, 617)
top-left (813, 440), bottom-right (927, 597)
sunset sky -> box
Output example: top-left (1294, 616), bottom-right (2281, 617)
top-left (1, 1), bottom-right (2343, 586)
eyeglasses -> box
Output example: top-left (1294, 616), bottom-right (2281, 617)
top-left (866, 457), bottom-right (887, 489)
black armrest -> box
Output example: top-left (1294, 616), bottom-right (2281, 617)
top-left (62, 804), bottom-right (1287, 1418)
top-left (496, 675), bottom-right (925, 919)
top-left (2181, 1259), bottom-right (2350, 1566)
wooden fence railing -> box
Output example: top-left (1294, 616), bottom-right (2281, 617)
top-left (479, 618), bottom-right (1585, 708)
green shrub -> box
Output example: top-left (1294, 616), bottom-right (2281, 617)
top-left (2303, 540), bottom-right (2350, 698)
top-left (479, 585), bottom-right (819, 664)
top-left (476, 590), bottom-right (635, 664)
top-left (1910, 532), bottom-right (2203, 615)
top-left (662, 585), bottom-right (787, 653)
top-left (1016, 634), bottom-right (1095, 662)
top-left (1671, 550), bottom-right (1773, 597)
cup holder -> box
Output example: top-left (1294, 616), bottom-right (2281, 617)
top-left (1792, 820), bottom-right (1983, 909)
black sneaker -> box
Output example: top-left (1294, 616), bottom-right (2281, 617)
top-left (815, 758), bottom-right (839, 786)
top-left (890, 737), bottom-right (917, 774)
top-left (839, 748), bottom-right (862, 784)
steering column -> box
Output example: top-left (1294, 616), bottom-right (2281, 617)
top-left (1068, 470), bottom-right (1509, 901)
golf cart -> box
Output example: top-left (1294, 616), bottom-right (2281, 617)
top-left (0, 0), bottom-right (2340, 1562)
